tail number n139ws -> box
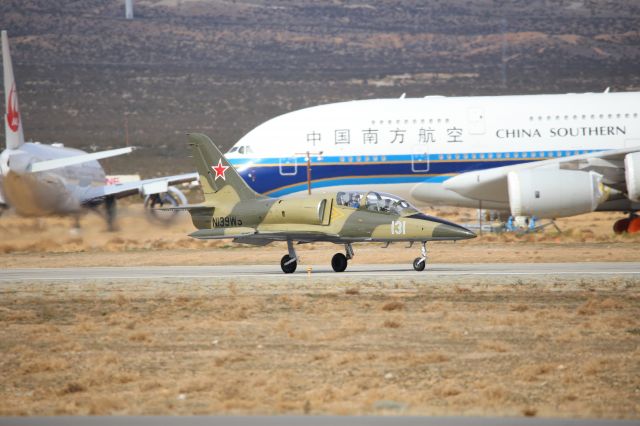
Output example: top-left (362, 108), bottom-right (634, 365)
top-left (391, 220), bottom-right (406, 235)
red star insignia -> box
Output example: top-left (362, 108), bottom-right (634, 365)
top-left (212, 159), bottom-right (229, 181)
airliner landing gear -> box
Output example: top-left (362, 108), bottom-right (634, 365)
top-left (613, 218), bottom-right (630, 234)
top-left (105, 195), bottom-right (117, 232)
top-left (331, 243), bottom-right (353, 272)
top-left (629, 217), bottom-right (640, 233)
top-left (281, 240), bottom-right (297, 274)
top-left (413, 241), bottom-right (427, 272)
top-left (613, 214), bottom-right (640, 234)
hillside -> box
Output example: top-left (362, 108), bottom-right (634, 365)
top-left (1, 0), bottom-right (639, 175)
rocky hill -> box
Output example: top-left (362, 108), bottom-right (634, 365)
top-left (1, 0), bottom-right (639, 174)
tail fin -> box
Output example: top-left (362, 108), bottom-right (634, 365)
top-left (2, 30), bottom-right (24, 150)
top-left (187, 133), bottom-right (264, 203)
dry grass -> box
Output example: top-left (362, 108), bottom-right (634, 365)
top-left (0, 278), bottom-right (638, 417)
top-left (382, 301), bottom-right (405, 311)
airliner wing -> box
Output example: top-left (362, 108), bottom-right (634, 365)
top-left (28, 147), bottom-right (134, 172)
top-left (79, 172), bottom-right (198, 203)
top-left (443, 146), bottom-right (640, 202)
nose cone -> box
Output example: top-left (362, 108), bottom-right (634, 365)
top-left (408, 213), bottom-right (477, 240)
top-left (433, 222), bottom-right (477, 240)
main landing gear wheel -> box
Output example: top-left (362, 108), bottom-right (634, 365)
top-left (331, 253), bottom-right (348, 272)
top-left (628, 217), bottom-right (640, 233)
top-left (613, 218), bottom-right (631, 234)
top-left (281, 255), bottom-right (297, 274)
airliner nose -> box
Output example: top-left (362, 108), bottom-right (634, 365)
top-left (432, 223), bottom-right (476, 240)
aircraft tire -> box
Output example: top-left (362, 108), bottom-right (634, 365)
top-left (613, 218), bottom-right (631, 234)
top-left (331, 253), bottom-right (348, 272)
top-left (627, 217), bottom-right (640, 233)
top-left (280, 255), bottom-right (297, 274)
top-left (413, 257), bottom-right (426, 272)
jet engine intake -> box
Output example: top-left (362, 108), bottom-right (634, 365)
top-left (265, 197), bottom-right (329, 225)
top-left (507, 169), bottom-right (606, 218)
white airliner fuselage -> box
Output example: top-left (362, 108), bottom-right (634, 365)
top-left (0, 143), bottom-right (104, 216)
top-left (225, 92), bottom-right (640, 217)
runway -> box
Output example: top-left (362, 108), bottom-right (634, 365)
top-left (0, 262), bottom-right (639, 282)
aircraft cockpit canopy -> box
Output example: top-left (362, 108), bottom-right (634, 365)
top-left (228, 145), bottom-right (253, 155)
top-left (336, 191), bottom-right (419, 215)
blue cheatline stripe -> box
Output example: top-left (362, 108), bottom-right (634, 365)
top-left (227, 148), bottom-right (601, 168)
top-left (265, 175), bottom-right (449, 197)
top-left (227, 148), bottom-right (605, 196)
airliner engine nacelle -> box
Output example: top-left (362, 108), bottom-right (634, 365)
top-left (624, 152), bottom-right (640, 202)
top-left (144, 186), bottom-right (188, 224)
top-left (507, 169), bottom-right (606, 218)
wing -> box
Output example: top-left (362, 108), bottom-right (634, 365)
top-left (190, 228), bottom-right (341, 244)
top-left (79, 172), bottom-right (199, 203)
top-left (29, 147), bottom-right (134, 172)
top-left (443, 146), bottom-right (640, 203)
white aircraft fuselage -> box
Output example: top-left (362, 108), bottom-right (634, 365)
top-left (0, 142), bottom-right (104, 216)
top-left (226, 92), bottom-right (640, 212)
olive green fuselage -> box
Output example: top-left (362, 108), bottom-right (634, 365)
top-left (189, 191), bottom-right (474, 243)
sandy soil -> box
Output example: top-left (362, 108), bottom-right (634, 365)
top-left (0, 276), bottom-right (638, 417)
top-left (1, 205), bottom-right (639, 268)
top-left (1, 205), bottom-right (639, 418)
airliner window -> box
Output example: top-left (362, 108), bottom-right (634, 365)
top-left (238, 146), bottom-right (245, 154)
top-left (245, 146), bottom-right (253, 154)
top-left (229, 147), bottom-right (239, 153)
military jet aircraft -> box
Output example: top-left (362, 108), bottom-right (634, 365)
top-left (173, 133), bottom-right (476, 273)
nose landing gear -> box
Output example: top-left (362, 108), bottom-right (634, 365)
top-left (413, 241), bottom-right (427, 272)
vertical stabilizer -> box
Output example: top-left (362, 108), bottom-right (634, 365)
top-left (187, 133), bottom-right (263, 202)
top-left (2, 30), bottom-right (25, 150)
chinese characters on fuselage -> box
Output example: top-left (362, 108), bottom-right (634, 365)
top-left (308, 126), bottom-right (465, 147)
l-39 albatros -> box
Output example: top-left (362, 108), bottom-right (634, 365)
top-left (172, 133), bottom-right (475, 273)
top-left (0, 31), bottom-right (197, 228)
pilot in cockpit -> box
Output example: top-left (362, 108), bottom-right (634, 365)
top-left (348, 193), bottom-right (361, 209)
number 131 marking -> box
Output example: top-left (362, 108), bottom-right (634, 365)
top-left (391, 220), bottom-right (406, 235)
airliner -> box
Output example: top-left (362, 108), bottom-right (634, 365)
top-left (225, 90), bottom-right (640, 233)
top-left (0, 31), bottom-right (197, 229)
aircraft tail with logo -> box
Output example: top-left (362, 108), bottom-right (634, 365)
top-left (2, 30), bottom-right (25, 150)
top-left (187, 133), bottom-right (264, 204)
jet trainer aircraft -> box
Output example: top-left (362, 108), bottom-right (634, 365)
top-left (0, 31), bottom-right (197, 229)
top-left (172, 133), bottom-right (475, 273)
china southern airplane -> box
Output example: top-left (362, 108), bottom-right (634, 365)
top-left (0, 31), bottom-right (197, 229)
top-left (225, 90), bottom-right (640, 234)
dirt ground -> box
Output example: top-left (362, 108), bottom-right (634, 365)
top-left (0, 205), bottom-right (639, 418)
top-left (0, 276), bottom-right (638, 417)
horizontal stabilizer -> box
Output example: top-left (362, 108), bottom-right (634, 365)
top-left (29, 147), bottom-right (134, 173)
top-left (156, 204), bottom-right (213, 212)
